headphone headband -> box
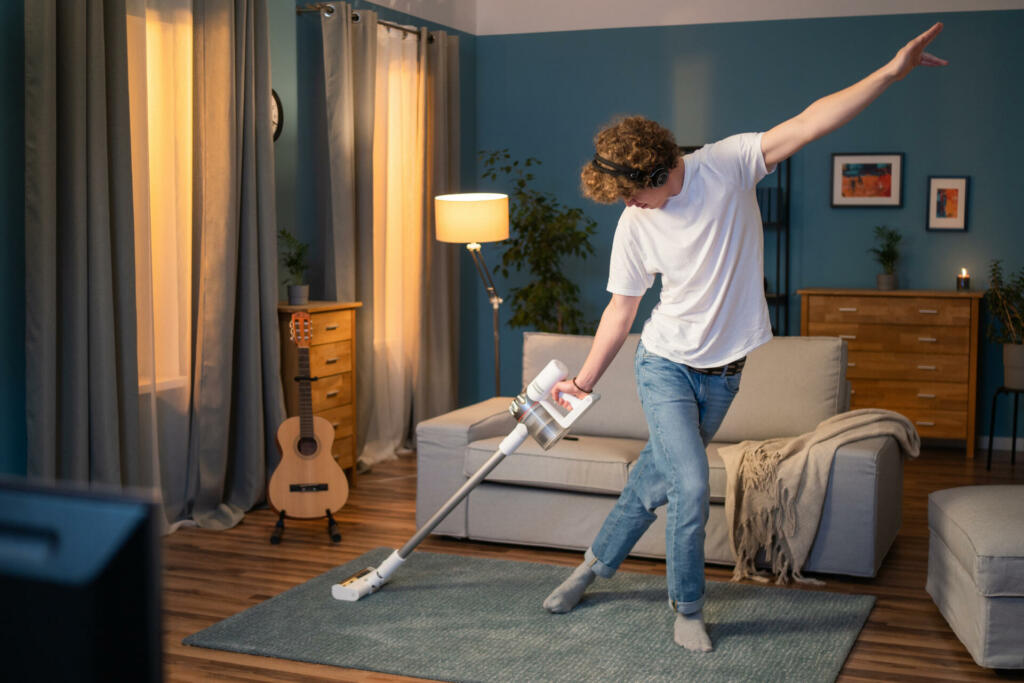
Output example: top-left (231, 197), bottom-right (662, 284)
top-left (591, 154), bottom-right (669, 189)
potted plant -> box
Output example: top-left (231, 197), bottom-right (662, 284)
top-left (278, 228), bottom-right (310, 306)
top-left (868, 225), bottom-right (902, 290)
top-left (984, 259), bottom-right (1024, 390)
top-left (480, 150), bottom-right (597, 334)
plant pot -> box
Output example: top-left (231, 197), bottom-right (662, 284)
top-left (1004, 343), bottom-right (1024, 390)
top-left (287, 284), bottom-right (309, 306)
top-left (876, 273), bottom-right (898, 291)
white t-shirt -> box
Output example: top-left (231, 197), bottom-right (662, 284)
top-left (606, 132), bottom-right (774, 368)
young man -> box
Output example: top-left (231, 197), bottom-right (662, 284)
top-left (543, 23), bottom-right (947, 652)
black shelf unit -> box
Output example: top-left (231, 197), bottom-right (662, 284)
top-left (757, 159), bottom-right (790, 335)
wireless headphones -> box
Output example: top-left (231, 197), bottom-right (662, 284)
top-left (591, 154), bottom-right (669, 188)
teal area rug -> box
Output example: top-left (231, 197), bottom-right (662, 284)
top-left (184, 548), bottom-right (874, 682)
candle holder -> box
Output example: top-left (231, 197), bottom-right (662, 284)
top-left (956, 270), bottom-right (970, 291)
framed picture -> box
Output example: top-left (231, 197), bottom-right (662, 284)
top-left (926, 176), bottom-right (969, 231)
top-left (831, 153), bottom-right (903, 207)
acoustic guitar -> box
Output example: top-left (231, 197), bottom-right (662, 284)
top-left (268, 312), bottom-right (349, 543)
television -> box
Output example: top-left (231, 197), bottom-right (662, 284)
top-left (0, 477), bottom-right (162, 682)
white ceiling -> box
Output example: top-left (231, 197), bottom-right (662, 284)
top-left (372, 0), bottom-right (1024, 36)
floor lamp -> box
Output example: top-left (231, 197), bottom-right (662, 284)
top-left (435, 193), bottom-right (510, 396)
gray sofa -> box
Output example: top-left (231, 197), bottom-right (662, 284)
top-left (416, 332), bottom-right (905, 577)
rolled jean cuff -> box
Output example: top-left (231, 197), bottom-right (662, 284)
top-left (670, 595), bottom-right (704, 615)
top-left (584, 547), bottom-right (617, 579)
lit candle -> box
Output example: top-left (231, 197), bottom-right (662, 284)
top-left (956, 267), bottom-right (970, 291)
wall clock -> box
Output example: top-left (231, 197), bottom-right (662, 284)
top-left (271, 89), bottom-right (283, 141)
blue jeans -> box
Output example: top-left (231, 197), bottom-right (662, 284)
top-left (586, 341), bottom-right (742, 614)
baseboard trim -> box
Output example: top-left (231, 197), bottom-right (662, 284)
top-left (975, 436), bottom-right (1024, 451)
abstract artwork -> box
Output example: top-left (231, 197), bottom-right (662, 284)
top-left (831, 153), bottom-right (903, 207)
top-left (927, 176), bottom-right (969, 231)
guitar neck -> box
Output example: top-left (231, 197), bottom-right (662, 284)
top-left (297, 348), bottom-right (314, 440)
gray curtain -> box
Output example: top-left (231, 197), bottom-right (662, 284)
top-left (300, 4), bottom-right (461, 452)
top-left (25, 0), bottom-right (285, 529)
top-left (298, 2), bottom-right (377, 452)
top-left (414, 30), bottom-right (461, 430)
top-left (24, 0), bottom-right (149, 487)
top-left (185, 0), bottom-right (285, 529)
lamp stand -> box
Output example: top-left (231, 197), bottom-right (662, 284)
top-left (466, 242), bottom-right (502, 396)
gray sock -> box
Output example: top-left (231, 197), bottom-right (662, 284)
top-left (674, 610), bottom-right (713, 652)
top-left (543, 562), bottom-right (596, 613)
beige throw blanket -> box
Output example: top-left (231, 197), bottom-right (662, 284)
top-left (717, 408), bottom-right (920, 585)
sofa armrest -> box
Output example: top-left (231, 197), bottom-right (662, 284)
top-left (416, 397), bottom-right (516, 451)
top-left (805, 435), bottom-right (902, 577)
top-left (414, 397), bottom-right (516, 536)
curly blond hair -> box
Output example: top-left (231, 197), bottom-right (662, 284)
top-left (581, 116), bottom-right (680, 204)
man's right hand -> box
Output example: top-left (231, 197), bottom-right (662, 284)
top-left (550, 378), bottom-right (589, 410)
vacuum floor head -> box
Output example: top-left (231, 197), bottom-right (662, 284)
top-left (332, 549), bottom-right (405, 601)
top-left (332, 567), bottom-right (381, 601)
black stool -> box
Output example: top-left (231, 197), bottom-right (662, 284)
top-left (987, 386), bottom-right (1023, 470)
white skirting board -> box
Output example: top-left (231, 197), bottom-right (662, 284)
top-left (976, 436), bottom-right (1024, 451)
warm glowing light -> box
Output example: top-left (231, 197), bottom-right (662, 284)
top-left (961, 267), bottom-right (968, 277)
top-left (435, 193), bottom-right (509, 243)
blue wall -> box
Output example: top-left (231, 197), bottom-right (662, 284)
top-left (1, 0), bottom-right (26, 475)
top-left (465, 11), bottom-right (1024, 441)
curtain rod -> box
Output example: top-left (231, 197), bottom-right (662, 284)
top-left (296, 3), bottom-right (434, 42)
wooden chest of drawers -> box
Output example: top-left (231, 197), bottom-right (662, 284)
top-left (799, 288), bottom-right (983, 458)
top-left (278, 301), bottom-right (362, 483)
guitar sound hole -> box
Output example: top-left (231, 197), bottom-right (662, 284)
top-left (298, 437), bottom-right (318, 456)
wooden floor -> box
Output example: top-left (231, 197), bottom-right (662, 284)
top-left (164, 446), bottom-right (1024, 682)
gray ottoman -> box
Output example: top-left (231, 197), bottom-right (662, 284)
top-left (926, 485), bottom-right (1024, 669)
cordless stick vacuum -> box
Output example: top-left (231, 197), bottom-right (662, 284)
top-left (332, 359), bottom-right (600, 601)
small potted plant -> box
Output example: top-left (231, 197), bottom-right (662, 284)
top-left (868, 225), bottom-right (902, 290)
top-left (278, 228), bottom-right (310, 306)
top-left (984, 259), bottom-right (1024, 390)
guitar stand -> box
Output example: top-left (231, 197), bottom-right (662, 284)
top-left (269, 508), bottom-right (344, 545)
top-left (270, 509), bottom-right (286, 545)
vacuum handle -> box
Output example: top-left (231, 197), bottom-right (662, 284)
top-left (540, 391), bottom-right (601, 429)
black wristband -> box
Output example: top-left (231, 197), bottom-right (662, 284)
top-left (572, 376), bottom-right (593, 394)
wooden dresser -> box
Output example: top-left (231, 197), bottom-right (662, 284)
top-left (799, 288), bottom-right (984, 458)
top-left (278, 301), bottom-right (362, 483)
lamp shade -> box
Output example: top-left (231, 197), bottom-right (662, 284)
top-left (435, 193), bottom-right (509, 243)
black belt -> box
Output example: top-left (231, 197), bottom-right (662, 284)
top-left (688, 357), bottom-right (746, 377)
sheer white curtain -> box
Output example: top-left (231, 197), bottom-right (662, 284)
top-left (360, 25), bottom-right (427, 466)
top-left (126, 0), bottom-right (194, 525)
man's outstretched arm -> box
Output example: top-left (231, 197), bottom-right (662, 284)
top-left (761, 22), bottom-right (948, 168)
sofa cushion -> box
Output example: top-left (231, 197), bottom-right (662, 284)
top-left (714, 336), bottom-right (848, 442)
top-left (466, 434), bottom-right (644, 495)
top-left (703, 443), bottom-right (728, 503)
top-left (522, 333), bottom-right (847, 443)
top-left (467, 435), bottom-right (730, 501)
top-left (929, 486), bottom-right (1024, 597)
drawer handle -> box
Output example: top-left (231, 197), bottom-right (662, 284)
top-left (850, 389), bottom-right (856, 395)
top-left (325, 324), bottom-right (339, 331)
top-left (917, 364), bottom-right (937, 371)
top-left (916, 420), bottom-right (936, 427)
top-left (839, 334), bottom-right (857, 340)
top-left (332, 422), bottom-right (341, 428)
top-left (326, 390), bottom-right (339, 398)
top-left (918, 309), bottom-right (939, 315)
top-left (325, 357), bottom-right (339, 364)
top-left (917, 393), bottom-right (937, 399)
top-left (847, 362), bottom-right (856, 367)
top-left (838, 307), bottom-right (858, 312)
top-left (918, 337), bottom-right (937, 343)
